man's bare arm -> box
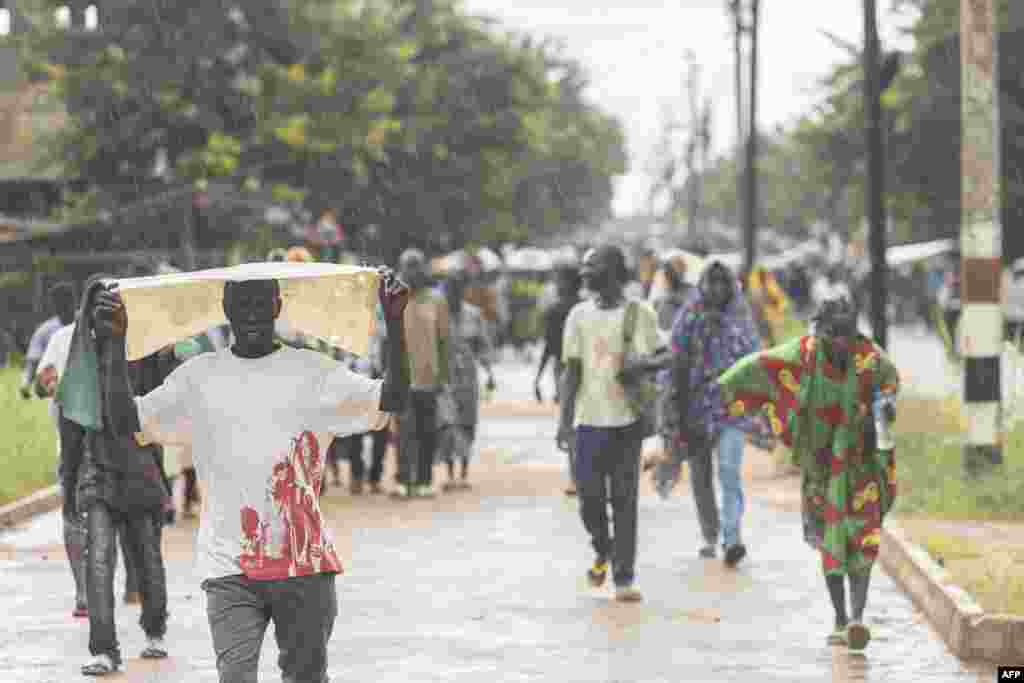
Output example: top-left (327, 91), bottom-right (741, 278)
top-left (556, 359), bottom-right (581, 450)
top-left (378, 270), bottom-right (411, 413)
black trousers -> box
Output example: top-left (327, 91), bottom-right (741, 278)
top-left (85, 502), bottom-right (168, 661)
top-left (574, 423), bottom-right (643, 587)
top-left (397, 390), bottom-right (439, 486)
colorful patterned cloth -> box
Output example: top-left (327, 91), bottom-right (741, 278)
top-left (716, 335), bottom-right (900, 576)
top-left (664, 267), bottom-right (764, 441)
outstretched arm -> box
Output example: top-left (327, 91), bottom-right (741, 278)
top-left (378, 269), bottom-right (411, 414)
top-left (92, 288), bottom-right (142, 436)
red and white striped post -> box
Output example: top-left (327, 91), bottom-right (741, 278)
top-left (960, 0), bottom-right (1003, 475)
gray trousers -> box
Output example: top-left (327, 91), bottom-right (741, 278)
top-left (202, 573), bottom-right (338, 683)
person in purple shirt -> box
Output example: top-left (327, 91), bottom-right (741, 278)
top-left (666, 260), bottom-right (765, 567)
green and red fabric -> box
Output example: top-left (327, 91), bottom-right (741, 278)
top-left (716, 335), bottom-right (900, 576)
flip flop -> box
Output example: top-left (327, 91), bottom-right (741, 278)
top-left (846, 622), bottom-right (871, 651)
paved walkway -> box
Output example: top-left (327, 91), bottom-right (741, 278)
top-left (0, 409), bottom-right (998, 682)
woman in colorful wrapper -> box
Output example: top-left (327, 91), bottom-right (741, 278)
top-left (716, 297), bottom-right (900, 651)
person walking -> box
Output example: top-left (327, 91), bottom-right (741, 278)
top-left (557, 245), bottom-right (659, 602)
top-left (716, 297), bottom-right (900, 651)
top-left (394, 249), bottom-right (449, 499)
top-left (57, 277), bottom-right (173, 675)
top-left (19, 281), bottom-right (77, 399)
top-left (666, 260), bottom-right (764, 567)
top-left (89, 267), bottom-right (411, 681)
top-left (437, 268), bottom-right (496, 492)
top-left (535, 264), bottom-right (583, 494)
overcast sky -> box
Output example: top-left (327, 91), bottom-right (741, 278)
top-left (459, 0), bottom-right (917, 217)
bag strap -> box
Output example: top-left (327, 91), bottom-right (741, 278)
top-left (623, 301), bottom-right (638, 350)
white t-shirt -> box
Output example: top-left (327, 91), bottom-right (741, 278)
top-left (136, 346), bottom-right (387, 582)
top-left (37, 322), bottom-right (75, 388)
top-left (562, 299), bottom-right (659, 428)
top-left (36, 322), bottom-right (75, 424)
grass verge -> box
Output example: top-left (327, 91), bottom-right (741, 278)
top-left (912, 530), bottom-right (1024, 616)
top-left (0, 367), bottom-right (58, 507)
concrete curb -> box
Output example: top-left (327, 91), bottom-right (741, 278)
top-left (0, 485), bottom-right (62, 529)
top-left (880, 523), bottom-right (1024, 664)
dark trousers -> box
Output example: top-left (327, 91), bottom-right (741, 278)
top-left (397, 390), bottom-right (439, 487)
top-left (574, 423), bottom-right (643, 587)
top-left (85, 502), bottom-right (168, 661)
top-left (203, 573), bottom-right (337, 683)
top-left (343, 431), bottom-right (388, 483)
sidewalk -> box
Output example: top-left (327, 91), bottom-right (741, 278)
top-left (0, 414), bottom-right (997, 682)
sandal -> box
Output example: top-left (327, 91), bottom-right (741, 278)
top-left (846, 622), bottom-right (871, 651)
top-left (81, 653), bottom-right (119, 676)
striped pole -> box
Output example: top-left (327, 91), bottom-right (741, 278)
top-left (960, 0), bottom-right (1003, 475)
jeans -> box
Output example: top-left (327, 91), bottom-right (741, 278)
top-left (688, 425), bottom-right (746, 548)
top-left (202, 573), bottom-right (338, 683)
top-left (574, 423), bottom-right (643, 587)
top-left (397, 390), bottom-right (438, 486)
top-left (84, 502), bottom-right (168, 661)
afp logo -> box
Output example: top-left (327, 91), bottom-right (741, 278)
top-left (1000, 667), bottom-right (1024, 680)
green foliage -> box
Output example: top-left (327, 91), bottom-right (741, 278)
top-left (19, 0), bottom-right (626, 256)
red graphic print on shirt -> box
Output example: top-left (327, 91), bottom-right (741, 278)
top-left (238, 431), bottom-right (343, 580)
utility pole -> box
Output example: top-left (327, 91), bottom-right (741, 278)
top-left (864, 0), bottom-right (888, 350)
top-left (960, 0), bottom-right (1003, 475)
top-left (742, 0), bottom-right (760, 278)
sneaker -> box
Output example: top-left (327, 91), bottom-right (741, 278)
top-left (699, 544), bottom-right (717, 559)
top-left (587, 559), bottom-right (609, 588)
top-left (723, 543), bottom-right (747, 568)
top-left (846, 622), bottom-right (871, 651)
top-left (72, 604), bottom-right (88, 619)
top-left (123, 591), bottom-right (141, 605)
top-left (140, 636), bottom-right (168, 659)
top-left (416, 486), bottom-right (437, 499)
top-left (81, 653), bottom-right (119, 676)
top-left (615, 585), bottom-right (643, 602)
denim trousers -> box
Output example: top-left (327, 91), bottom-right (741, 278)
top-left (687, 425), bottom-right (746, 548)
top-left (574, 422), bottom-right (643, 587)
top-left (84, 502), bottom-right (168, 661)
top-left (202, 573), bottom-right (338, 683)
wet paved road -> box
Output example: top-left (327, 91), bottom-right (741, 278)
top-left (0, 428), bottom-right (997, 681)
top-left (0, 351), bottom-right (1002, 681)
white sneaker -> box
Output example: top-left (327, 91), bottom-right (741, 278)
top-left (81, 653), bottom-right (119, 675)
top-left (140, 636), bottom-right (168, 659)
